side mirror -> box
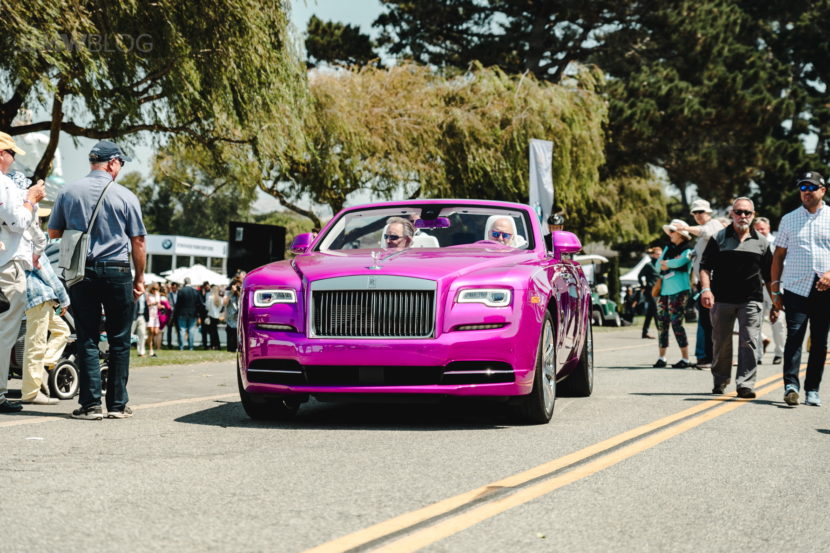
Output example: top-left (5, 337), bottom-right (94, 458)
top-left (551, 231), bottom-right (582, 257)
top-left (290, 233), bottom-right (314, 254)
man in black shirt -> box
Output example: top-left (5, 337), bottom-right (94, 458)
top-left (637, 246), bottom-right (662, 339)
top-left (699, 197), bottom-right (774, 398)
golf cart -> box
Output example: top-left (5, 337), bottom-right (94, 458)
top-left (574, 254), bottom-right (622, 327)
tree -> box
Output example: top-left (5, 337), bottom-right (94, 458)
top-left (0, 0), bottom-right (308, 181)
top-left (374, 0), bottom-right (641, 82)
top-left (372, 0), bottom-right (830, 229)
top-left (253, 62), bottom-right (658, 243)
top-left (305, 16), bottom-right (379, 68)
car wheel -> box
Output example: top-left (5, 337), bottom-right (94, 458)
top-left (515, 312), bottom-right (556, 424)
top-left (49, 360), bottom-right (79, 400)
top-left (237, 359), bottom-right (300, 420)
top-left (100, 362), bottom-right (108, 396)
top-left (591, 310), bottom-right (602, 327)
top-left (613, 312), bottom-right (622, 327)
top-left (558, 322), bottom-right (593, 397)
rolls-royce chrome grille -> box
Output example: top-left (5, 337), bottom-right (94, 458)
top-left (309, 276), bottom-right (437, 338)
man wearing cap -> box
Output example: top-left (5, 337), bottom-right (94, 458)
top-left (0, 132), bottom-right (46, 413)
top-left (770, 170), bottom-right (830, 407)
top-left (638, 246), bottom-right (662, 339)
top-left (673, 199), bottom-right (727, 368)
top-left (699, 197), bottom-right (773, 398)
top-left (48, 140), bottom-right (147, 420)
top-left (543, 212), bottom-right (565, 251)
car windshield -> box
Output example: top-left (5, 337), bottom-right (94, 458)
top-left (316, 205), bottom-right (533, 252)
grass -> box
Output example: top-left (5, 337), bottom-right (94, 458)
top-left (130, 349), bottom-right (236, 367)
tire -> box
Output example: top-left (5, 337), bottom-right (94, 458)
top-left (559, 323), bottom-right (594, 397)
top-left (49, 360), bottom-right (79, 400)
top-left (612, 312), bottom-right (622, 327)
top-left (591, 310), bottom-right (602, 327)
top-left (237, 359), bottom-right (301, 420)
top-left (100, 362), bottom-right (108, 396)
top-left (515, 312), bottom-right (556, 424)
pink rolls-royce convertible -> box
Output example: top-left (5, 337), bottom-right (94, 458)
top-left (238, 199), bottom-right (593, 423)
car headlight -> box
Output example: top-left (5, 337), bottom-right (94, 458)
top-left (456, 288), bottom-right (512, 307)
top-left (253, 289), bottom-right (297, 307)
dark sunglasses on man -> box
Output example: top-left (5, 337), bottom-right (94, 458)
top-left (384, 234), bottom-right (401, 241)
top-left (733, 209), bottom-right (754, 216)
top-left (799, 183), bottom-right (823, 192)
top-left (491, 231), bottom-right (512, 239)
top-left (3, 149), bottom-right (15, 159)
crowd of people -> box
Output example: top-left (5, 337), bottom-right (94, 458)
top-left (131, 275), bottom-right (243, 355)
top-left (631, 173), bottom-right (830, 406)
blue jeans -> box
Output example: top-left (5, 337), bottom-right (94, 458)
top-left (177, 316), bottom-right (197, 350)
top-left (69, 264), bottom-right (133, 411)
top-left (782, 286), bottom-right (830, 392)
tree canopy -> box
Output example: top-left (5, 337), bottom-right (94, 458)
top-left (1, 0), bottom-right (307, 181)
top-left (370, 0), bottom-right (830, 228)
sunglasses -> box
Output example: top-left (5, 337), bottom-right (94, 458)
top-left (3, 149), bottom-right (15, 159)
top-left (691, 210), bottom-right (706, 215)
top-left (799, 183), bottom-right (823, 192)
top-left (383, 234), bottom-right (401, 241)
top-left (733, 209), bottom-right (754, 216)
top-left (491, 231), bottom-right (512, 239)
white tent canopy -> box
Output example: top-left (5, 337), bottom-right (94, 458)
top-left (161, 264), bottom-right (229, 286)
top-left (620, 254), bottom-right (651, 287)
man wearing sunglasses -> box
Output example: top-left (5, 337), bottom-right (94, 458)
top-left (383, 217), bottom-right (414, 251)
top-left (699, 198), bottom-right (773, 398)
top-left (0, 132), bottom-right (46, 413)
top-left (770, 171), bottom-right (830, 407)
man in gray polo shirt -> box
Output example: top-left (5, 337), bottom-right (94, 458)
top-left (48, 140), bottom-right (146, 420)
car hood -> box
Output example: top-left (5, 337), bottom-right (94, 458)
top-left (288, 247), bottom-right (538, 283)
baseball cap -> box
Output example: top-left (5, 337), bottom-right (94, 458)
top-left (795, 171), bottom-right (825, 187)
top-left (0, 132), bottom-right (25, 155)
top-left (88, 140), bottom-right (133, 163)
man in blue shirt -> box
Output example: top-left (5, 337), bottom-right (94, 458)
top-left (48, 140), bottom-right (147, 420)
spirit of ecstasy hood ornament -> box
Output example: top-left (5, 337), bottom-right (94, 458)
top-left (368, 250), bottom-right (382, 270)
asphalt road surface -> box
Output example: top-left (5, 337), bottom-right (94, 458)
top-left (4, 323), bottom-right (829, 553)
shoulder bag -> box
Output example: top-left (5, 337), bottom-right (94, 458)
top-left (58, 181), bottom-right (114, 287)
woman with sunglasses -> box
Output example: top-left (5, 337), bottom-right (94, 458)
top-left (483, 216), bottom-right (528, 248)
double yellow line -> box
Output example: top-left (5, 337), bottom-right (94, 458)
top-left (303, 371), bottom-right (797, 553)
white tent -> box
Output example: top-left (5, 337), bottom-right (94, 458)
top-left (620, 254), bottom-right (651, 287)
top-left (162, 264), bottom-right (229, 286)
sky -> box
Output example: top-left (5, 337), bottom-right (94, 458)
top-left (19, 1), bottom-right (383, 213)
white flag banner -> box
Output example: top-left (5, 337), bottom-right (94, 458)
top-left (528, 139), bottom-right (554, 227)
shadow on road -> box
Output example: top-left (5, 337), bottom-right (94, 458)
top-left (175, 398), bottom-right (514, 431)
top-left (817, 429), bottom-right (830, 435)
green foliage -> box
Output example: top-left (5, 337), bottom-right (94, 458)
top-left (0, 0), bottom-right (308, 180)
top-left (258, 63), bottom-right (642, 243)
top-left (305, 15), bottom-right (379, 68)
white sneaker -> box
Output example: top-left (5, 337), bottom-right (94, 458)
top-left (21, 392), bottom-right (59, 405)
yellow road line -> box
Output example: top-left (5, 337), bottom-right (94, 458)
top-left (301, 371), bottom-right (788, 553)
top-left (0, 393), bottom-right (236, 428)
top-left (371, 376), bottom-right (789, 553)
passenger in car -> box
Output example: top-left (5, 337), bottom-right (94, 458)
top-left (383, 217), bottom-right (415, 251)
top-left (484, 216), bottom-right (528, 248)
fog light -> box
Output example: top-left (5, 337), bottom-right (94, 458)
top-left (454, 323), bottom-right (507, 331)
top-left (256, 323), bottom-right (297, 332)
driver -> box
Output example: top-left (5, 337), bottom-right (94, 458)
top-left (484, 216), bottom-right (527, 248)
top-left (383, 217), bottom-right (414, 251)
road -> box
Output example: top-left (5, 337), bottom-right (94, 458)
top-left (4, 323), bottom-right (829, 553)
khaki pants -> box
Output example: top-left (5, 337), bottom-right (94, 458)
top-left (21, 301), bottom-right (70, 401)
top-left (0, 260), bottom-right (28, 400)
